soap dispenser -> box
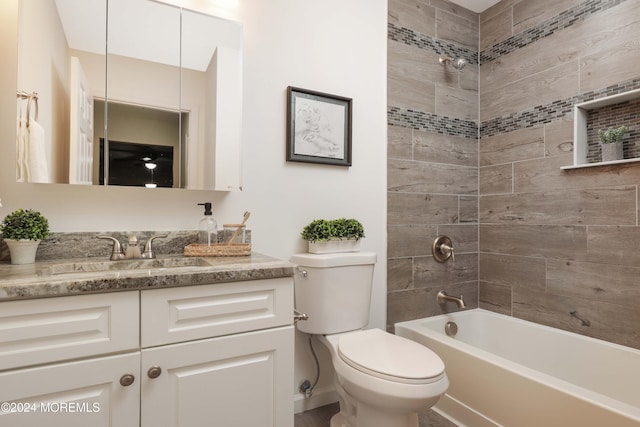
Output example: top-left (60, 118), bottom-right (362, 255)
top-left (197, 202), bottom-right (218, 246)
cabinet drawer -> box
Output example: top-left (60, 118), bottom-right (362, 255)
top-left (0, 292), bottom-right (139, 371)
top-left (141, 278), bottom-right (293, 347)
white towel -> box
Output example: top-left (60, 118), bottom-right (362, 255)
top-left (27, 119), bottom-right (49, 183)
top-left (16, 116), bottom-right (28, 182)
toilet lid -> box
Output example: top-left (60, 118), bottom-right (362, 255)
top-left (337, 329), bottom-right (445, 384)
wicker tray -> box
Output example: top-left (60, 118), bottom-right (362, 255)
top-left (183, 243), bottom-right (251, 257)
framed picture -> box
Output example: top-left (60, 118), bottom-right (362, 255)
top-left (286, 86), bottom-right (352, 166)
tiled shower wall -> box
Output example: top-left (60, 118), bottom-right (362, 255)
top-left (386, 0), bottom-right (480, 331)
top-left (479, 0), bottom-right (640, 350)
top-left (387, 0), bottom-right (640, 349)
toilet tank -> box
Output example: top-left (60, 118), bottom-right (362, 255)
top-left (290, 252), bottom-right (376, 335)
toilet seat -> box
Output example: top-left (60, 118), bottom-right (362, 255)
top-left (337, 329), bottom-right (445, 385)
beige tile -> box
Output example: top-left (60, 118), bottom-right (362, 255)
top-left (414, 130), bottom-right (477, 167)
top-left (387, 258), bottom-right (414, 292)
top-left (436, 9), bottom-right (478, 50)
top-left (480, 224), bottom-right (588, 261)
top-left (459, 62), bottom-right (479, 92)
top-left (480, 163), bottom-right (512, 195)
top-left (388, 192), bottom-right (459, 225)
top-left (388, 158), bottom-right (478, 195)
top-left (479, 252), bottom-right (545, 290)
top-left (544, 120), bottom-right (573, 157)
top-left (481, 1), bottom-right (640, 95)
top-left (580, 39), bottom-right (640, 93)
top-left (415, 253), bottom-right (478, 288)
top-left (513, 287), bottom-right (640, 349)
top-left (547, 258), bottom-right (640, 308)
top-left (388, 74), bottom-right (436, 112)
top-left (388, 40), bottom-right (438, 111)
top-left (436, 85), bottom-right (478, 121)
top-left (388, 125), bottom-right (413, 160)
top-left (480, 126), bottom-right (544, 166)
top-left (480, 185), bottom-right (637, 226)
top-left (514, 154), bottom-right (640, 193)
top-left (479, 281), bottom-right (511, 315)
top-left (586, 226), bottom-right (640, 265)
top-left (387, 287), bottom-right (440, 328)
top-left (459, 195), bottom-right (478, 223)
top-left (481, 61), bottom-right (579, 121)
top-left (430, 0), bottom-right (478, 23)
top-left (388, 0), bottom-right (436, 36)
top-left (480, 8), bottom-right (511, 51)
top-left (437, 224), bottom-right (479, 253)
top-left (480, 0), bottom-right (517, 23)
top-left (513, 0), bottom-right (582, 34)
top-left (388, 224), bottom-right (438, 258)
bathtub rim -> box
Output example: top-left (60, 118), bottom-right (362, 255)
top-left (395, 308), bottom-right (640, 423)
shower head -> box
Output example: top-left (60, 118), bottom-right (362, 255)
top-left (439, 56), bottom-right (467, 70)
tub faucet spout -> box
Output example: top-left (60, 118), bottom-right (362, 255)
top-left (437, 290), bottom-right (466, 308)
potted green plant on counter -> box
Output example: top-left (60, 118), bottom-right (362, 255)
top-left (0, 208), bottom-right (50, 265)
top-left (301, 218), bottom-right (365, 254)
top-left (598, 125), bottom-right (628, 162)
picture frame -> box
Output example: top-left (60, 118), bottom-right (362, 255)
top-left (286, 86), bottom-right (352, 166)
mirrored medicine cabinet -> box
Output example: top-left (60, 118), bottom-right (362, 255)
top-left (16, 0), bottom-right (243, 191)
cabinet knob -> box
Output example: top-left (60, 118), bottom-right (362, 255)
top-left (147, 366), bottom-right (162, 379)
top-left (119, 374), bottom-right (135, 387)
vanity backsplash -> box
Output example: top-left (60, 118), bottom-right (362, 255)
top-left (0, 230), bottom-right (252, 262)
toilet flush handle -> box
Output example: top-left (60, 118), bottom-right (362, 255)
top-left (294, 309), bottom-right (308, 323)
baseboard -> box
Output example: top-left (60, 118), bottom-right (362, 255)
top-left (434, 394), bottom-right (500, 427)
top-left (293, 385), bottom-right (338, 414)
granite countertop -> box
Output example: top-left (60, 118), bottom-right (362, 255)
top-left (0, 253), bottom-right (295, 301)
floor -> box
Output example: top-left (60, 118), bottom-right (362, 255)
top-left (294, 403), bottom-right (460, 427)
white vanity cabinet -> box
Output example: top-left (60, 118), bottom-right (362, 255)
top-left (0, 277), bottom-right (294, 427)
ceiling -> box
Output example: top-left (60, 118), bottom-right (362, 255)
top-left (447, 0), bottom-right (502, 13)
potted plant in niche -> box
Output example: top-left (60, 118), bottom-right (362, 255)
top-left (301, 218), bottom-right (365, 254)
top-left (598, 125), bottom-right (628, 162)
top-left (0, 208), bottom-right (50, 265)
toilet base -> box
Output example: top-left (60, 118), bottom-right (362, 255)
top-left (330, 403), bottom-right (419, 427)
top-left (330, 379), bottom-right (420, 427)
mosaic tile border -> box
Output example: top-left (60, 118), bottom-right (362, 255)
top-left (388, 107), bottom-right (478, 140)
top-left (388, 23), bottom-right (478, 65)
top-left (480, 78), bottom-right (640, 138)
top-left (480, 0), bottom-right (626, 64)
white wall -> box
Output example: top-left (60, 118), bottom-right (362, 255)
top-left (0, 0), bottom-right (388, 413)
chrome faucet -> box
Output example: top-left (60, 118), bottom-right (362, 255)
top-left (96, 235), bottom-right (126, 261)
top-left (141, 234), bottom-right (168, 259)
top-left (437, 290), bottom-right (466, 309)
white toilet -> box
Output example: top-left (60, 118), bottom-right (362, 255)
top-left (291, 252), bottom-right (449, 427)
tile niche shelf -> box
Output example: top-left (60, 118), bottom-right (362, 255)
top-left (561, 88), bottom-right (640, 170)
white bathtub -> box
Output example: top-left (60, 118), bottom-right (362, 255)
top-left (395, 309), bottom-right (640, 427)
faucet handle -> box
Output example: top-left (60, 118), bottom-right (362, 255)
top-left (141, 234), bottom-right (168, 259)
top-left (441, 243), bottom-right (455, 261)
top-left (96, 235), bottom-right (126, 261)
top-left (432, 235), bottom-right (455, 262)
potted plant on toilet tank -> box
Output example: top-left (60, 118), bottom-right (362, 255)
top-left (301, 218), bottom-right (365, 254)
top-left (0, 208), bottom-right (50, 265)
top-left (598, 125), bottom-right (628, 162)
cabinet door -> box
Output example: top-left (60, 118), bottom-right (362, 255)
top-left (0, 352), bottom-right (140, 427)
top-left (141, 325), bottom-right (294, 427)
